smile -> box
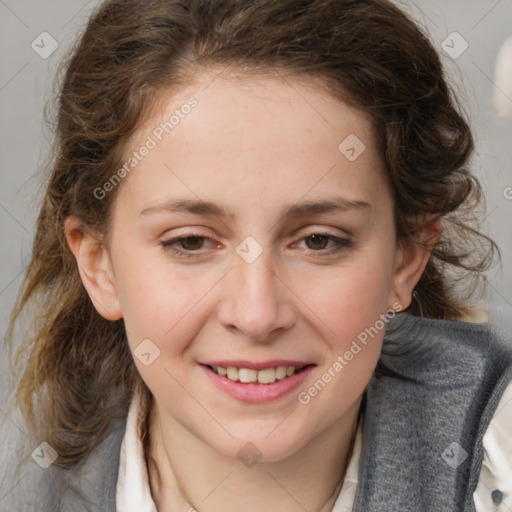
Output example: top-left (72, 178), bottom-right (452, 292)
top-left (201, 361), bottom-right (315, 403)
top-left (208, 365), bottom-right (305, 384)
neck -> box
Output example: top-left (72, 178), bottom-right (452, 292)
top-left (145, 396), bottom-right (361, 512)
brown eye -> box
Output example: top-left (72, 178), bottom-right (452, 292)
top-left (160, 235), bottom-right (216, 258)
top-left (304, 234), bottom-right (330, 250)
top-left (295, 232), bottom-right (353, 255)
top-left (177, 236), bottom-right (206, 250)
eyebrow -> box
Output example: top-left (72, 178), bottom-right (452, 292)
top-left (139, 197), bottom-right (371, 220)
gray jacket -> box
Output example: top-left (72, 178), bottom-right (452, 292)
top-left (2, 312), bottom-right (512, 511)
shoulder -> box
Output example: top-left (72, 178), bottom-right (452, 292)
top-left (377, 311), bottom-right (512, 438)
top-left (355, 312), bottom-right (512, 511)
top-left (0, 403), bottom-right (128, 512)
top-left (379, 311), bottom-right (512, 385)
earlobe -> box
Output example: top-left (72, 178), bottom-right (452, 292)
top-left (387, 218), bottom-right (443, 311)
top-left (64, 216), bottom-right (123, 321)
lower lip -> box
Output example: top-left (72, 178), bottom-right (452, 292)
top-left (201, 365), bottom-right (315, 404)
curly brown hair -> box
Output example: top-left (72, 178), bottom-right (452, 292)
top-left (5, 0), bottom-right (498, 470)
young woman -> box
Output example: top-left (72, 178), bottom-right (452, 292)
top-left (2, 1), bottom-right (511, 511)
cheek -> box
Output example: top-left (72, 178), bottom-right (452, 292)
top-left (291, 256), bottom-right (393, 405)
top-left (296, 258), bottom-right (394, 339)
top-left (293, 264), bottom-right (389, 419)
top-left (114, 262), bottom-right (210, 397)
top-left (118, 270), bottom-right (204, 343)
top-left (110, 246), bottom-right (183, 341)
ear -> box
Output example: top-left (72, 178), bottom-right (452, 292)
top-left (387, 217), bottom-right (443, 311)
top-left (64, 216), bottom-right (122, 321)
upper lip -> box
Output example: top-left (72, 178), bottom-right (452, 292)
top-left (201, 360), bottom-right (314, 370)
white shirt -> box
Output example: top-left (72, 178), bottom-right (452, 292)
top-left (116, 382), bottom-right (512, 512)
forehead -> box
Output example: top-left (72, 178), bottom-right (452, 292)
top-left (116, 69), bottom-right (390, 220)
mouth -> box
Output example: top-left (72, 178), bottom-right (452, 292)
top-left (205, 364), bottom-right (310, 384)
top-left (200, 360), bottom-right (316, 403)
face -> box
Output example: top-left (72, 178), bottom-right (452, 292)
top-left (70, 69), bottom-right (424, 462)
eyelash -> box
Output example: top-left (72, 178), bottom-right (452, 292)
top-left (160, 231), bottom-right (353, 259)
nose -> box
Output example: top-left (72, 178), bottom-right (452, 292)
top-left (217, 248), bottom-right (296, 343)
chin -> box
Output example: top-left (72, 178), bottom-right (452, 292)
top-left (204, 421), bottom-right (315, 465)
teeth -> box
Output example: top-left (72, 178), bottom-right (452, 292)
top-left (258, 368), bottom-right (277, 384)
top-left (275, 366), bottom-right (287, 380)
top-left (226, 367), bottom-right (239, 380)
top-left (238, 368), bottom-right (257, 383)
top-left (213, 365), bottom-right (301, 384)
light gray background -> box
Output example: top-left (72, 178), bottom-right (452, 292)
top-left (1, 0), bottom-right (511, 408)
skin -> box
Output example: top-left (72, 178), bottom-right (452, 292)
top-left (65, 68), bottom-right (440, 512)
